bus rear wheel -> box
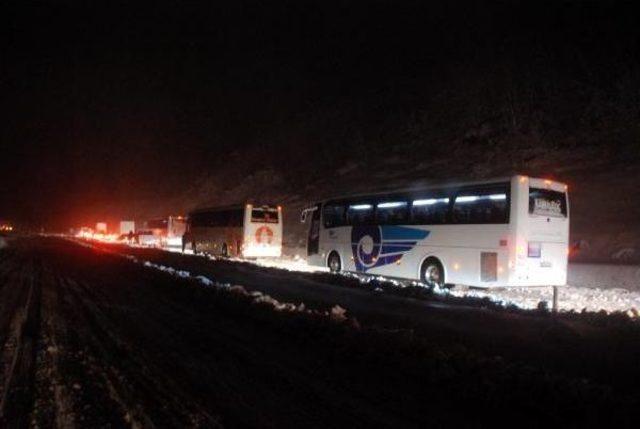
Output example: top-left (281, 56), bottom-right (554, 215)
top-left (328, 252), bottom-right (341, 273)
top-left (421, 258), bottom-right (444, 289)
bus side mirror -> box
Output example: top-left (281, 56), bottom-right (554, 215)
top-left (300, 210), bottom-right (308, 223)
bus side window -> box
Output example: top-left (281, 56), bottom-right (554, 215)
top-left (410, 198), bottom-right (450, 225)
top-left (376, 201), bottom-right (409, 224)
top-left (323, 204), bottom-right (346, 228)
top-left (228, 209), bottom-right (244, 227)
top-left (346, 204), bottom-right (374, 225)
top-left (212, 210), bottom-right (228, 227)
top-left (452, 187), bottom-right (509, 224)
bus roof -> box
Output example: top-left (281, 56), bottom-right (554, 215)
top-left (188, 203), bottom-right (278, 215)
top-left (317, 175), bottom-right (564, 204)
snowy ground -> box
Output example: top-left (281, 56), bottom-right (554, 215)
top-left (248, 254), bottom-right (640, 315)
top-left (93, 240), bottom-right (640, 317)
top-left (160, 245), bottom-right (640, 317)
top-left (439, 263), bottom-right (640, 316)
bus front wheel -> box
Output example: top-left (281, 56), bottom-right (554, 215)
top-left (328, 252), bottom-right (341, 273)
top-left (421, 258), bottom-right (444, 289)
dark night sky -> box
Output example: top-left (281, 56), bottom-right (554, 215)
top-left (1, 0), bottom-right (638, 229)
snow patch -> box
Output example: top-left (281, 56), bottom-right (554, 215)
top-left (252, 256), bottom-right (327, 273)
top-left (445, 284), bottom-right (640, 316)
top-left (330, 305), bottom-right (348, 322)
top-left (142, 261), bottom-right (190, 278)
top-left (195, 275), bottom-right (214, 286)
top-left (124, 254), bottom-right (355, 323)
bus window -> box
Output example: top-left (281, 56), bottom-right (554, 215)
top-left (529, 188), bottom-right (567, 217)
top-left (251, 208), bottom-right (278, 223)
top-left (147, 219), bottom-right (168, 229)
top-left (452, 187), bottom-right (509, 224)
top-left (376, 201), bottom-right (409, 224)
top-left (411, 198), bottom-right (450, 225)
top-left (323, 204), bottom-right (346, 228)
top-left (228, 209), bottom-right (244, 226)
top-left (205, 210), bottom-right (227, 227)
top-left (192, 212), bottom-right (218, 227)
top-left (190, 209), bottom-right (243, 228)
top-left (347, 204), bottom-right (374, 225)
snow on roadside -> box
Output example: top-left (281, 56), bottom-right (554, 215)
top-left (73, 238), bottom-right (640, 318)
top-left (349, 269), bottom-right (640, 317)
top-left (252, 255), bottom-right (327, 273)
top-left (93, 243), bottom-right (355, 325)
top-left (245, 257), bottom-right (640, 317)
top-left (142, 261), bottom-right (190, 278)
top-left (138, 257), bottom-right (351, 322)
top-left (446, 285), bottom-right (640, 316)
top-left (165, 246), bottom-right (326, 273)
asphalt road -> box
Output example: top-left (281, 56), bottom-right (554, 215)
top-left (1, 237), bottom-right (639, 428)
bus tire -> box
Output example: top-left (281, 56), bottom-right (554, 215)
top-left (221, 243), bottom-right (229, 258)
top-left (328, 252), bottom-right (341, 273)
top-left (420, 257), bottom-right (445, 289)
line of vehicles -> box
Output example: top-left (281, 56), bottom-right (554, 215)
top-left (0, 221), bottom-right (13, 233)
top-left (84, 175), bottom-right (570, 289)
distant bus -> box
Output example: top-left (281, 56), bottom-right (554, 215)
top-left (301, 176), bottom-right (569, 288)
top-left (187, 204), bottom-right (283, 258)
top-left (166, 216), bottom-right (187, 247)
top-left (141, 218), bottom-right (168, 246)
top-left (137, 216), bottom-right (186, 247)
top-left (145, 218), bottom-right (168, 232)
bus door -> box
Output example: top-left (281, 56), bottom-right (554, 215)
top-left (307, 204), bottom-right (321, 257)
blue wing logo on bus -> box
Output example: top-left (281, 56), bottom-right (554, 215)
top-left (351, 226), bottom-right (429, 272)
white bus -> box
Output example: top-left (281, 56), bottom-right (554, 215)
top-left (186, 204), bottom-right (283, 258)
top-left (301, 176), bottom-right (569, 288)
top-left (136, 216), bottom-right (187, 247)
